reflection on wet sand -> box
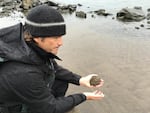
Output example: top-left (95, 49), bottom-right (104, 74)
top-left (58, 15), bottom-right (150, 113)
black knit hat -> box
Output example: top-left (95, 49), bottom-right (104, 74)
top-left (25, 5), bottom-right (66, 37)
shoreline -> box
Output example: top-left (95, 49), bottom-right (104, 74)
top-left (0, 0), bottom-right (150, 30)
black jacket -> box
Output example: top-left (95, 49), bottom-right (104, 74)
top-left (0, 23), bottom-right (86, 113)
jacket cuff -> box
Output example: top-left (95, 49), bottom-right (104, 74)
top-left (73, 74), bottom-right (81, 85)
top-left (69, 93), bottom-right (86, 106)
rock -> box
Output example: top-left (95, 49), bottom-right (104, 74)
top-left (147, 27), bottom-right (150, 30)
top-left (134, 6), bottom-right (142, 10)
top-left (94, 9), bottom-right (112, 16)
top-left (1, 0), bottom-right (12, 6)
top-left (0, 10), bottom-right (10, 17)
top-left (135, 26), bottom-right (140, 29)
top-left (44, 1), bottom-right (59, 6)
top-left (77, 4), bottom-right (82, 7)
top-left (90, 76), bottom-right (101, 86)
top-left (0, 0), bottom-right (60, 16)
top-left (57, 5), bottom-right (77, 14)
top-left (147, 13), bottom-right (150, 20)
top-left (76, 11), bottom-right (86, 18)
top-left (112, 17), bottom-right (115, 19)
top-left (147, 21), bottom-right (150, 24)
top-left (91, 14), bottom-right (95, 18)
top-left (116, 7), bottom-right (146, 22)
top-left (68, 5), bottom-right (77, 12)
top-left (94, 9), bottom-right (105, 14)
top-left (140, 24), bottom-right (144, 27)
top-left (22, 0), bottom-right (33, 10)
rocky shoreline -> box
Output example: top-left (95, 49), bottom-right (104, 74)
top-left (0, 0), bottom-right (150, 29)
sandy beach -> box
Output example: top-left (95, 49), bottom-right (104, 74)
top-left (0, 0), bottom-right (150, 112)
top-left (57, 13), bottom-right (150, 113)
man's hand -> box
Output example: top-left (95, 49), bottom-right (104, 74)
top-left (83, 90), bottom-right (104, 100)
top-left (79, 74), bottom-right (104, 88)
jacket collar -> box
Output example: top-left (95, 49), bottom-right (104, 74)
top-left (26, 41), bottom-right (62, 61)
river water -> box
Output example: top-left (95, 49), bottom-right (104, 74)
top-left (54, 0), bottom-right (150, 11)
top-left (57, 0), bottom-right (150, 38)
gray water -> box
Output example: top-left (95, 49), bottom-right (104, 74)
top-left (54, 0), bottom-right (150, 12)
top-left (0, 0), bottom-right (149, 38)
top-left (57, 0), bottom-right (150, 39)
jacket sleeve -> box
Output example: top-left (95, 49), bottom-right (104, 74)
top-left (12, 69), bottom-right (86, 113)
top-left (53, 60), bottom-right (81, 85)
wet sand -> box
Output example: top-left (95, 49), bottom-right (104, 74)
top-left (0, 1), bottom-right (150, 113)
top-left (1, 7), bottom-right (150, 113)
top-left (57, 15), bottom-right (150, 113)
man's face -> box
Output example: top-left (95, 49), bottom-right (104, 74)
top-left (34, 36), bottom-right (63, 55)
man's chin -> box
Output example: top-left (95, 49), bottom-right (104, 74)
top-left (51, 51), bottom-right (58, 55)
top-left (47, 50), bottom-right (57, 55)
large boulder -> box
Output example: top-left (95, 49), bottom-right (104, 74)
top-left (116, 7), bottom-right (146, 21)
top-left (76, 11), bottom-right (86, 18)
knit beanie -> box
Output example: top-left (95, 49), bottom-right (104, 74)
top-left (25, 5), bottom-right (66, 37)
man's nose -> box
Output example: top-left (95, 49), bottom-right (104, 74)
top-left (57, 36), bottom-right (63, 46)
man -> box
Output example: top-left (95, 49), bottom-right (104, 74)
top-left (0, 5), bottom-right (104, 113)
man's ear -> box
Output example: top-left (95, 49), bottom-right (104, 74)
top-left (33, 37), bottom-right (41, 43)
